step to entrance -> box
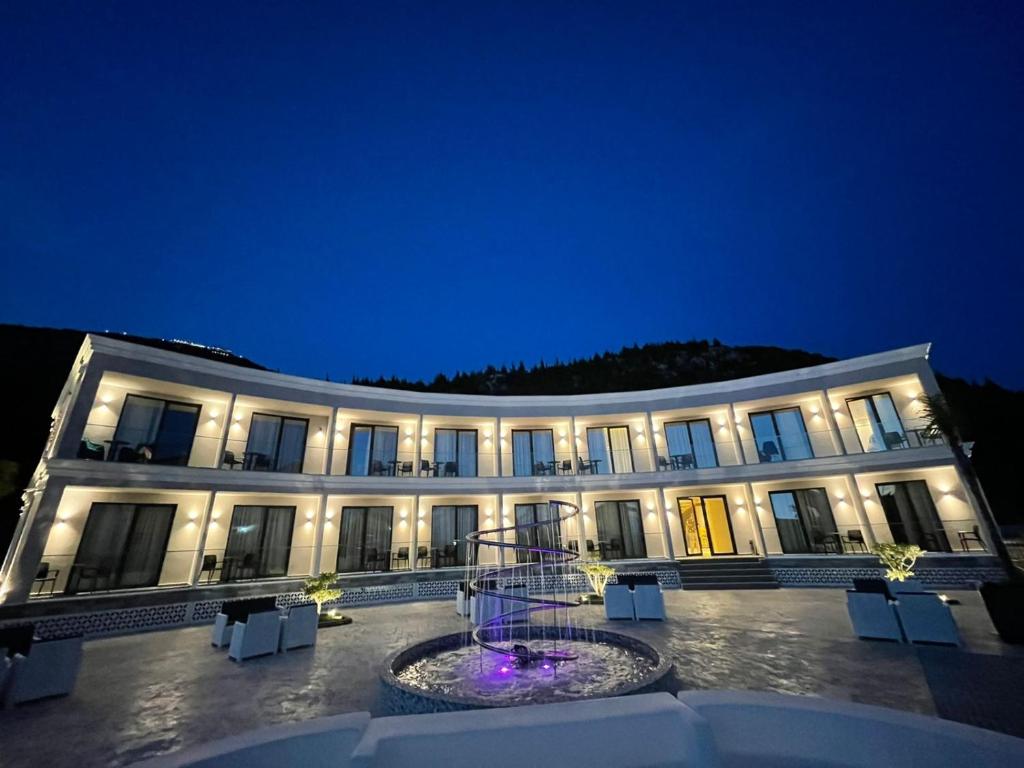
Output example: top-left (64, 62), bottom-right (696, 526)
top-left (674, 557), bottom-right (779, 590)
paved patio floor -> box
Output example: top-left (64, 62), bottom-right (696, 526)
top-left (1, 589), bottom-right (1021, 767)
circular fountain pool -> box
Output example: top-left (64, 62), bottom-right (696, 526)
top-left (382, 626), bottom-right (673, 714)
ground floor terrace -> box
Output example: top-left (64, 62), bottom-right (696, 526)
top-left (0, 589), bottom-right (1021, 768)
top-left (15, 464), bottom-right (991, 604)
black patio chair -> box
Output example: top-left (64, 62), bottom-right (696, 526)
top-left (370, 460), bottom-right (387, 476)
top-left (758, 441), bottom-right (779, 463)
top-left (657, 456), bottom-right (672, 471)
top-left (200, 554), bottom-right (222, 583)
top-left (32, 561), bottom-right (59, 597)
top-left (397, 461), bottom-right (414, 477)
top-left (77, 439), bottom-right (105, 460)
top-left (222, 450), bottom-right (244, 470)
top-left (416, 545), bottom-right (430, 567)
top-left (558, 459), bottom-right (574, 474)
top-left (883, 431), bottom-right (909, 450)
top-left (443, 461), bottom-right (458, 477)
top-left (958, 525), bottom-right (985, 551)
top-left (392, 547), bottom-right (410, 569)
top-left (419, 459), bottom-right (432, 477)
top-left (842, 529), bottom-right (869, 553)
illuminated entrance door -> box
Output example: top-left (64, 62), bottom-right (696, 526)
top-left (677, 496), bottom-right (736, 557)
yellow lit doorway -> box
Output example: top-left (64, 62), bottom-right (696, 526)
top-left (677, 495), bottom-right (737, 557)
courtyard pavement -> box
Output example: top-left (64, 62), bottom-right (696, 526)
top-left (0, 588), bottom-right (1021, 767)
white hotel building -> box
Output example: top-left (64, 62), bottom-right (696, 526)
top-left (0, 336), bottom-right (1004, 634)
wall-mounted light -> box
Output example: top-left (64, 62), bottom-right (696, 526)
top-left (306, 510), bottom-right (315, 520)
top-left (399, 509), bottom-right (408, 519)
top-left (188, 510), bottom-right (199, 521)
top-left (233, 412), bottom-right (242, 422)
top-left (212, 510), bottom-right (221, 520)
top-left (418, 510), bottom-right (425, 519)
top-left (326, 510), bottom-right (335, 520)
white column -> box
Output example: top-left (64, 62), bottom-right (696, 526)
top-left (310, 493), bottom-right (329, 575)
top-left (409, 495), bottom-right (421, 571)
top-left (820, 389), bottom-right (846, 455)
top-left (846, 474), bottom-right (877, 548)
top-left (575, 491), bottom-right (587, 558)
top-left (498, 493), bottom-right (506, 568)
top-left (189, 491), bottom-right (218, 585)
top-left (569, 416), bottom-right (580, 472)
top-left (742, 483), bottom-right (767, 557)
top-left (413, 415), bottom-right (424, 475)
top-left (215, 394), bottom-right (236, 468)
top-left (727, 403), bottom-right (747, 464)
top-left (323, 408), bottom-right (337, 474)
top-left (495, 417), bottom-right (503, 477)
top-left (643, 411), bottom-right (658, 471)
top-left (657, 486), bottom-right (675, 560)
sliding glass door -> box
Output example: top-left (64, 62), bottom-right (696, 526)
top-left (430, 505), bottom-right (478, 566)
top-left (676, 496), bottom-right (735, 556)
top-left (847, 393), bottom-right (907, 452)
top-left (347, 425), bottom-right (399, 476)
top-left (246, 413), bottom-right (309, 472)
top-left (876, 481), bottom-right (950, 552)
top-left (750, 408), bottom-right (812, 462)
top-left (664, 419), bottom-right (718, 469)
top-left (586, 426), bottom-right (633, 474)
top-left (69, 503), bottom-right (176, 593)
top-left (223, 505), bottom-right (296, 580)
top-left (594, 500), bottom-right (647, 560)
top-left (512, 429), bottom-right (555, 476)
top-left (768, 488), bottom-right (837, 554)
top-left (514, 503), bottom-right (563, 563)
top-left (112, 394), bottom-right (201, 464)
top-left (337, 506), bottom-right (394, 572)
top-left (434, 429), bottom-right (478, 477)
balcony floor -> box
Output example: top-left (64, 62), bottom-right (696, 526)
top-left (0, 589), bottom-right (1021, 767)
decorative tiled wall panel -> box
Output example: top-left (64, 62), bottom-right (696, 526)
top-left (772, 565), bottom-right (1006, 587)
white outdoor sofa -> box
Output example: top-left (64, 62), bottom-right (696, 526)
top-left (131, 690), bottom-right (1024, 768)
top-left (278, 603), bottom-right (318, 652)
top-left (2, 635), bottom-right (83, 707)
top-left (228, 611), bottom-right (283, 662)
top-left (603, 584), bottom-right (635, 619)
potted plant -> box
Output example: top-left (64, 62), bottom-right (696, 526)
top-left (303, 572), bottom-right (350, 627)
top-left (579, 562), bottom-right (615, 605)
top-left (872, 543), bottom-right (925, 593)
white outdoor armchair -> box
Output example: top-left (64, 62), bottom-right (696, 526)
top-left (228, 611), bottom-right (282, 662)
top-left (279, 604), bottom-right (318, 652)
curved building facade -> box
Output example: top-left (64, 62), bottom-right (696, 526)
top-left (0, 335), bottom-right (1002, 630)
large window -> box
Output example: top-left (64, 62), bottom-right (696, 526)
top-left (663, 419), bottom-right (718, 469)
top-left (512, 429), bottom-right (555, 476)
top-left (768, 488), bottom-right (838, 554)
top-left (112, 394), bottom-right (201, 465)
top-left (337, 506), bottom-right (393, 572)
top-left (434, 429), bottom-right (478, 477)
top-left (347, 425), bottom-right (399, 476)
top-left (750, 408), bottom-right (812, 462)
top-left (847, 393), bottom-right (907, 452)
top-left (677, 496), bottom-right (735, 556)
top-left (223, 506), bottom-right (296, 580)
top-left (876, 481), bottom-right (950, 552)
top-left (67, 503), bottom-right (176, 593)
top-left (586, 426), bottom-right (633, 474)
top-left (430, 505), bottom-right (478, 567)
top-left (514, 503), bottom-right (563, 563)
top-left (245, 413), bottom-right (309, 472)
top-left (594, 500), bottom-right (647, 560)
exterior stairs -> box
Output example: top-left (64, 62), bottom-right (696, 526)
top-left (675, 556), bottom-right (779, 590)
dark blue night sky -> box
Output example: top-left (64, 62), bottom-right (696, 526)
top-left (2, 2), bottom-right (1022, 386)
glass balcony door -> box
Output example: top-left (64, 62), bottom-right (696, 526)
top-left (847, 393), bottom-right (907, 452)
top-left (876, 481), bottom-right (951, 552)
top-left (586, 426), bottom-right (633, 474)
top-left (750, 408), bottom-right (812, 462)
top-left (112, 394), bottom-right (201, 465)
top-left (434, 429), bottom-right (478, 477)
top-left (664, 419), bottom-right (718, 469)
top-left (676, 496), bottom-right (735, 556)
top-left (337, 506), bottom-right (394, 572)
top-left (245, 413), bottom-right (309, 472)
top-left (768, 489), bottom-right (837, 554)
top-left (223, 505), bottom-right (296, 580)
top-left (68, 503), bottom-right (176, 593)
top-left (512, 429), bottom-right (555, 476)
top-left (430, 505), bottom-right (478, 567)
top-left (514, 503), bottom-right (563, 563)
top-left (348, 425), bottom-right (399, 476)
top-left (594, 500), bottom-right (647, 560)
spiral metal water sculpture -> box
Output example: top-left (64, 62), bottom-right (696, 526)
top-left (464, 499), bottom-right (582, 663)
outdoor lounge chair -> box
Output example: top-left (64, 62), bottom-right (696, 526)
top-left (895, 593), bottom-right (960, 646)
top-left (278, 603), bottom-right (318, 652)
top-left (846, 580), bottom-right (902, 642)
top-left (212, 597), bottom-right (278, 647)
top-left (228, 610), bottom-right (282, 661)
top-left (633, 578), bottom-right (666, 620)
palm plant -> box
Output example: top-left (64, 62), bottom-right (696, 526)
top-left (918, 393), bottom-right (1016, 576)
